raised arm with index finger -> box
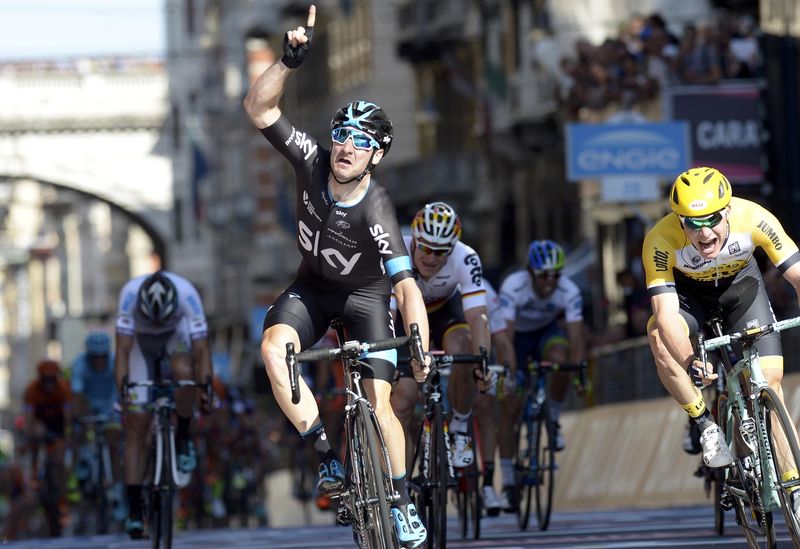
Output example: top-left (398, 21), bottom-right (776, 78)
top-left (243, 4), bottom-right (316, 129)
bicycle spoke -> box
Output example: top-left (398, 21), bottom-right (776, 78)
top-left (762, 387), bottom-right (800, 546)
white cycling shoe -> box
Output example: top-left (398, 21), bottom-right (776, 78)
top-left (700, 422), bottom-right (734, 468)
top-left (482, 485), bottom-right (502, 517)
top-left (451, 432), bottom-right (474, 467)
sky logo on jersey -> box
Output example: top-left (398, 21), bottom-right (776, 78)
top-left (370, 224), bottom-right (393, 255)
top-left (298, 219), bottom-right (363, 275)
top-left (287, 128), bottom-right (317, 160)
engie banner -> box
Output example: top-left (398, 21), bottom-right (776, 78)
top-left (566, 122), bottom-right (690, 181)
top-left (664, 82), bottom-right (766, 183)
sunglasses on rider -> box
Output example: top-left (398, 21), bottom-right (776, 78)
top-left (416, 242), bottom-right (452, 257)
top-left (679, 209), bottom-right (727, 231)
top-left (331, 126), bottom-right (380, 151)
top-left (533, 270), bottom-right (561, 280)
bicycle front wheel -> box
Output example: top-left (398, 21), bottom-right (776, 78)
top-left (352, 399), bottom-right (396, 549)
top-left (534, 413), bottom-right (555, 530)
top-left (721, 396), bottom-right (774, 548)
top-left (428, 405), bottom-right (448, 548)
top-left (761, 386), bottom-right (800, 546)
top-left (151, 429), bottom-right (174, 549)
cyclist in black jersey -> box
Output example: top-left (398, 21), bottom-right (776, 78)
top-left (243, 6), bottom-right (431, 547)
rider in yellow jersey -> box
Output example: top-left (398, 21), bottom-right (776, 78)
top-left (643, 167), bottom-right (800, 517)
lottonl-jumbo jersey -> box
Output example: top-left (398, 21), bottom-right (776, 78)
top-left (116, 271), bottom-right (208, 339)
top-left (260, 116), bottom-right (413, 294)
top-left (643, 197), bottom-right (800, 296)
top-left (401, 235), bottom-right (487, 313)
top-left (498, 270), bottom-right (584, 333)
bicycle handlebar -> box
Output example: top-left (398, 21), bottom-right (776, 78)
top-left (286, 323), bottom-right (421, 405)
top-left (528, 360), bottom-right (589, 387)
top-left (701, 315), bottom-right (800, 351)
top-left (123, 377), bottom-right (212, 409)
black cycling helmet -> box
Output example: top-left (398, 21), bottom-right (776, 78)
top-left (330, 100), bottom-right (393, 155)
top-left (137, 271), bottom-right (178, 325)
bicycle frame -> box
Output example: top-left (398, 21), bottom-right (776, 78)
top-left (286, 321), bottom-right (420, 549)
top-left (702, 315), bottom-right (800, 545)
top-left (516, 360), bottom-right (588, 532)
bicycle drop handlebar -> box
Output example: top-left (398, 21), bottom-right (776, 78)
top-left (286, 323), bottom-right (424, 405)
top-left (701, 315), bottom-right (800, 352)
top-left (123, 376), bottom-right (213, 408)
top-left (527, 360), bottom-right (589, 388)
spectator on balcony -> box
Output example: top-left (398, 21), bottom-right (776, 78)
top-left (727, 15), bottom-right (761, 79)
top-left (679, 23), bottom-right (722, 84)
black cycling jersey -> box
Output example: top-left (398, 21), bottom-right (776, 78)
top-left (261, 115), bottom-right (413, 294)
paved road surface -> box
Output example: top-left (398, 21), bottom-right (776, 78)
top-left (3, 505), bottom-right (786, 548)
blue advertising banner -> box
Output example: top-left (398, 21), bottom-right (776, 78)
top-left (566, 122), bottom-right (690, 181)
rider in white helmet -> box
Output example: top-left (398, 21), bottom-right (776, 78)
top-left (391, 202), bottom-right (495, 480)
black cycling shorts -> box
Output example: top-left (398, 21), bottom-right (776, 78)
top-left (394, 292), bottom-right (467, 380)
top-left (263, 276), bottom-right (397, 382)
top-left (677, 258), bottom-right (781, 358)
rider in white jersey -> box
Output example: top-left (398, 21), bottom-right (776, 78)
top-left (471, 277), bottom-right (520, 514)
top-left (115, 270), bottom-right (212, 539)
top-left (391, 202), bottom-right (494, 472)
top-left (496, 240), bottom-right (586, 510)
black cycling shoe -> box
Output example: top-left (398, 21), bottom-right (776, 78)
top-left (318, 458), bottom-right (345, 497)
top-left (125, 516), bottom-right (144, 540)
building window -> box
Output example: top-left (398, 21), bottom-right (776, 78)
top-left (328, 0), bottom-right (373, 94)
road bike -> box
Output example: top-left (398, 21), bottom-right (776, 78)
top-left (514, 360), bottom-right (588, 531)
top-left (699, 315), bottom-right (800, 548)
top-left (286, 320), bottom-right (424, 549)
top-left (125, 378), bottom-right (210, 549)
top-left (690, 311), bottom-right (732, 536)
top-left (73, 413), bottom-right (116, 534)
top-left (406, 349), bottom-right (494, 548)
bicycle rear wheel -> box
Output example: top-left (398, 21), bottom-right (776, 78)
top-left (761, 386), bottom-right (800, 546)
top-left (515, 415), bottom-right (534, 531)
top-left (456, 458), bottom-right (480, 540)
top-left (352, 399), bottom-right (396, 549)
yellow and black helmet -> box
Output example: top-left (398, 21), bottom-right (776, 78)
top-left (669, 167), bottom-right (732, 217)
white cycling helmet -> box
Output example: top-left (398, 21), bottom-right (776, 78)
top-left (411, 201), bottom-right (462, 252)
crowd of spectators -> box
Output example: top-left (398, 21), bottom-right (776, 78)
top-left (557, 11), bottom-right (763, 120)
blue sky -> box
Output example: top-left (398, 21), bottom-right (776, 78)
top-left (0, 0), bottom-right (164, 60)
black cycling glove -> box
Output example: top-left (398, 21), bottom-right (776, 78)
top-left (281, 26), bottom-right (313, 69)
